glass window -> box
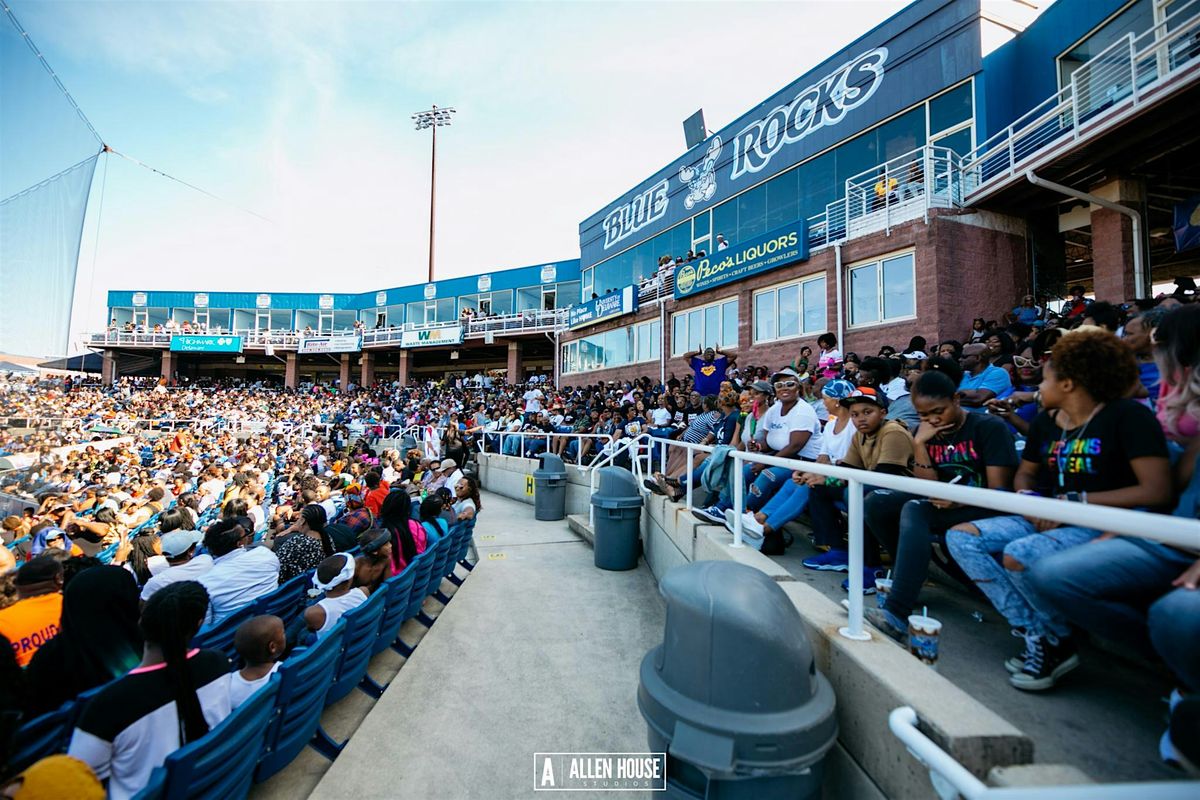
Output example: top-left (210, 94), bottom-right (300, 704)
top-left (766, 169), bottom-right (799, 232)
top-left (650, 320), bottom-right (661, 360)
top-left (849, 252), bottom-right (915, 326)
top-left (721, 299), bottom-right (739, 348)
top-left (692, 211), bottom-right (711, 240)
top-left (688, 309), bottom-right (703, 351)
top-left (849, 263), bottom-right (880, 326)
top-left (557, 282), bottom-right (580, 307)
top-left (932, 126), bottom-right (973, 157)
top-left (755, 291), bottom-right (776, 342)
top-left (636, 323), bottom-right (651, 363)
top-left (333, 310), bottom-right (357, 330)
top-left (270, 310), bottom-right (292, 331)
top-left (704, 305), bottom-right (720, 348)
top-left (671, 222), bottom-right (692, 261)
top-left (604, 327), bottom-right (632, 367)
top-left (802, 277), bottom-right (826, 333)
top-left (437, 298), bottom-right (456, 321)
top-left (582, 268), bottom-right (593, 299)
top-left (673, 314), bottom-right (687, 356)
top-left (778, 284), bottom-right (800, 338)
top-left (737, 183), bottom-right (768, 241)
top-left (797, 151), bottom-right (837, 220)
top-left (712, 199), bottom-right (737, 252)
top-left (517, 286), bottom-right (542, 311)
top-left (1059, 0), bottom-right (1153, 87)
top-left (929, 82), bottom-right (973, 135)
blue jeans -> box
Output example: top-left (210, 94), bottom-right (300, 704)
top-left (502, 435), bottom-right (523, 456)
top-left (945, 515), bottom-right (1101, 638)
top-left (717, 464), bottom-right (792, 513)
top-left (757, 480), bottom-right (810, 532)
top-left (1029, 537), bottom-right (1200, 690)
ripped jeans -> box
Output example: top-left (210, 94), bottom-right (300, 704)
top-left (716, 464), bottom-right (793, 513)
top-left (945, 515), bottom-right (1100, 638)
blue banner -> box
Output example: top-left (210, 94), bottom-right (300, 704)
top-left (569, 285), bottom-right (638, 330)
top-left (1174, 193), bottom-right (1200, 253)
top-left (674, 222), bottom-right (808, 299)
top-left (170, 335), bottom-right (243, 353)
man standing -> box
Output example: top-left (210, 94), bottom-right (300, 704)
top-left (684, 346), bottom-right (736, 398)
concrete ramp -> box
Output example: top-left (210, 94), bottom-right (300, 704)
top-left (310, 492), bottom-right (665, 800)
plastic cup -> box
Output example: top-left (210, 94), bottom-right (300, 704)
top-left (907, 614), bottom-right (942, 668)
top-left (875, 578), bottom-right (892, 609)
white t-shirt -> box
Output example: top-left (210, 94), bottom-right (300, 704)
top-left (882, 377), bottom-right (909, 402)
top-left (759, 400), bottom-right (823, 459)
top-left (819, 416), bottom-right (856, 463)
top-left (139, 555), bottom-right (215, 602)
top-left (523, 389), bottom-right (544, 413)
top-left (315, 588), bottom-right (368, 637)
top-left (229, 662), bottom-right (281, 709)
top-left (650, 408), bottom-right (672, 427)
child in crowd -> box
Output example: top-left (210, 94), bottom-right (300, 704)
top-left (302, 554), bottom-right (367, 640)
top-left (229, 615), bottom-right (285, 709)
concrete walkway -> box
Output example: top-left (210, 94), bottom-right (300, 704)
top-left (307, 491), bottom-right (666, 800)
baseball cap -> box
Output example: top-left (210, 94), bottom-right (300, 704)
top-left (771, 367), bottom-right (802, 382)
top-left (160, 530), bottom-right (203, 558)
top-left (440, 459), bottom-right (458, 470)
top-left (902, 351), bottom-right (928, 360)
top-left (820, 379), bottom-right (856, 401)
top-left (749, 380), bottom-right (774, 394)
top-left (839, 387), bottom-right (888, 408)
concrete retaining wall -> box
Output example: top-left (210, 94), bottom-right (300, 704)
top-left (477, 452), bottom-right (592, 517)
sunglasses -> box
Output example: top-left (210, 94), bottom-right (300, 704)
top-left (1013, 355), bottom-right (1038, 369)
top-left (773, 380), bottom-right (799, 389)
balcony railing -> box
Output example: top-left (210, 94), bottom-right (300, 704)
top-left (960, 0), bottom-right (1200, 198)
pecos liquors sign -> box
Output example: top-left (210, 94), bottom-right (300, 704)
top-left (600, 48), bottom-right (887, 253)
top-left (674, 222), bottom-right (808, 299)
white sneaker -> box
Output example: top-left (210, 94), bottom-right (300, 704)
top-left (741, 512), bottom-right (764, 536)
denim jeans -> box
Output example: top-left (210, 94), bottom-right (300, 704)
top-left (864, 490), bottom-right (1003, 620)
top-left (502, 435), bottom-right (523, 456)
top-left (717, 464), bottom-right (792, 513)
top-left (945, 515), bottom-right (1101, 638)
top-left (758, 480), bottom-right (810, 532)
top-left (807, 483), bottom-right (882, 565)
top-left (1028, 536), bottom-right (1200, 689)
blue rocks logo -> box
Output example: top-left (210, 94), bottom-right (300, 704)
top-left (679, 135), bottom-right (722, 211)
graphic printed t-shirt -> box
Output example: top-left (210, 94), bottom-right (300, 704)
top-left (690, 356), bottom-right (728, 396)
top-left (1023, 399), bottom-right (1168, 497)
top-left (68, 649), bottom-right (232, 800)
top-left (922, 413), bottom-right (1018, 488)
top-left (0, 593), bottom-right (62, 667)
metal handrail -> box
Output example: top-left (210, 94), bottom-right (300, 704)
top-left (888, 706), bottom-right (1200, 799)
top-left (647, 434), bottom-right (1199, 641)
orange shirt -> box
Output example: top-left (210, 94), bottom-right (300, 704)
top-left (0, 593), bottom-right (63, 667)
top-left (364, 484), bottom-right (391, 517)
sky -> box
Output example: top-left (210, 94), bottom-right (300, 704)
top-left (3, 0), bottom-right (914, 352)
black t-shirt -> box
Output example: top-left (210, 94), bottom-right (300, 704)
top-left (922, 412), bottom-right (1018, 488)
top-left (1023, 399), bottom-right (1168, 496)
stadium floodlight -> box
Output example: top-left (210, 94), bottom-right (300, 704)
top-left (413, 105), bottom-right (456, 283)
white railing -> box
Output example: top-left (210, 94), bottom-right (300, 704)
top-left (647, 434), bottom-right (1200, 641)
top-left (889, 706), bottom-right (1200, 799)
top-left (961, 0), bottom-right (1200, 199)
top-left (484, 430), bottom-right (616, 468)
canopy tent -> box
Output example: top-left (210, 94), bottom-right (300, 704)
top-left (37, 353), bottom-right (103, 373)
top-left (0, 360), bottom-right (37, 373)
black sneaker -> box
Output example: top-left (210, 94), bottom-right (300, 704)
top-left (864, 607), bottom-right (907, 644)
top-left (1009, 633), bottom-right (1080, 691)
top-left (1005, 627), bottom-right (1030, 674)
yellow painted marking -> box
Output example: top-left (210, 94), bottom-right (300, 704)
top-left (487, 552), bottom-right (507, 560)
top-left (479, 535), bottom-right (496, 541)
top-left (525, 475), bottom-right (535, 496)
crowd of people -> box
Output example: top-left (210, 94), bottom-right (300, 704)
top-left (1, 284), bottom-right (1198, 790)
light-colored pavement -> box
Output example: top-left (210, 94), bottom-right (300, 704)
top-left (304, 491), bottom-right (666, 800)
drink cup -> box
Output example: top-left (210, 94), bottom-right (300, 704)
top-left (875, 578), bottom-right (893, 609)
top-left (907, 614), bottom-right (942, 668)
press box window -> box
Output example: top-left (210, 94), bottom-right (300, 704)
top-left (754, 276), bottom-right (827, 343)
top-left (848, 253), bottom-right (915, 327)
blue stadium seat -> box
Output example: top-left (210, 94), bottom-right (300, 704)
top-left (156, 677), bottom-right (280, 799)
top-left (96, 541), bottom-right (120, 565)
top-left (191, 604), bottom-right (255, 666)
top-left (360, 567), bottom-right (419, 697)
top-left (392, 546), bottom-right (438, 657)
top-left (7, 701), bottom-right (76, 774)
top-left (251, 571), bottom-right (312, 627)
top-left (323, 588), bottom-right (386, 707)
top-left (129, 767), bottom-right (166, 800)
top-left (418, 531), bottom-right (454, 621)
top-left (254, 621), bottom-right (346, 782)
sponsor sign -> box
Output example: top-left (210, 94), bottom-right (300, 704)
top-left (170, 335), bottom-right (243, 353)
top-left (375, 291), bottom-right (388, 306)
top-left (401, 326), bottom-right (463, 348)
top-left (318, 294), bottom-right (334, 310)
top-left (674, 222), bottom-right (808, 299)
top-left (131, 292), bottom-right (147, 307)
top-left (534, 753), bottom-right (666, 792)
top-left (568, 285), bottom-right (638, 330)
top-left (540, 264), bottom-right (558, 284)
top-left (478, 274), bottom-right (492, 292)
top-left (193, 293), bottom-right (209, 308)
top-left (256, 293), bottom-right (271, 309)
top-left (424, 283), bottom-right (437, 300)
top-left (298, 334), bottom-right (362, 354)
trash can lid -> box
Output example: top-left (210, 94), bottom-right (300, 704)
top-left (593, 466), bottom-right (641, 498)
top-left (637, 561), bottom-right (837, 775)
top-left (533, 452), bottom-right (568, 479)
top-left (591, 495), bottom-right (643, 510)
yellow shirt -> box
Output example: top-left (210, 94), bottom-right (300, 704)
top-left (0, 593), bottom-right (63, 667)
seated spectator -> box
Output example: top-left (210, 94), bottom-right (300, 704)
top-left (198, 518), bottom-right (280, 624)
top-left (452, 476), bottom-right (481, 521)
top-left (139, 530), bottom-right (213, 603)
top-left (229, 615), bottom-right (284, 708)
top-left (303, 554), bottom-right (367, 640)
top-left (68, 581), bottom-right (232, 800)
top-left (957, 343), bottom-right (1012, 410)
top-left (946, 327), bottom-right (1171, 691)
top-left (1121, 308), bottom-right (1164, 407)
top-left (272, 504), bottom-right (334, 583)
top-left (802, 387), bottom-right (914, 589)
top-left (816, 333), bottom-right (842, 379)
top-left (354, 529), bottom-right (392, 593)
top-left (647, 391), bottom-right (740, 504)
top-left (862, 357), bottom-right (919, 433)
top-left (1010, 294), bottom-right (1044, 327)
top-left (363, 472), bottom-right (389, 518)
top-left (862, 370), bottom-right (1018, 641)
top-left (379, 491), bottom-right (427, 574)
top-left (24, 566), bottom-right (143, 718)
top-left (0, 555), bottom-right (64, 667)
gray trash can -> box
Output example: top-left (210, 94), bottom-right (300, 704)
top-left (638, 561), bottom-right (837, 799)
top-left (533, 452), bottom-right (568, 521)
top-left (591, 467), bottom-right (643, 570)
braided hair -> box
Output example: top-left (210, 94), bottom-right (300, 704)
top-left (140, 580), bottom-right (211, 744)
top-left (300, 504), bottom-right (333, 559)
top-left (378, 491), bottom-right (417, 571)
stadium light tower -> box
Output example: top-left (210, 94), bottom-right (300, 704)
top-left (413, 105), bottom-right (456, 284)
